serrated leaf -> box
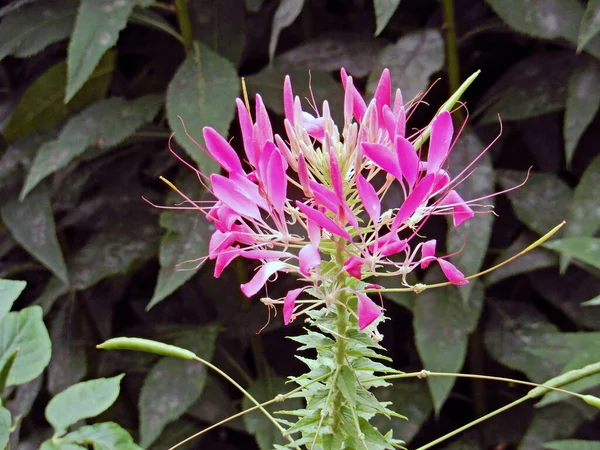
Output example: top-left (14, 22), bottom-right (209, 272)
top-left (537, 345), bottom-right (600, 407)
top-left (21, 95), bottom-right (163, 198)
top-left (269, 0), bottom-right (305, 61)
top-left (48, 300), bottom-right (87, 395)
top-left (66, 0), bottom-right (136, 101)
top-left (0, 0), bottom-right (77, 61)
top-left (497, 170), bottom-right (571, 236)
top-left (45, 375), bottom-right (124, 436)
top-left (0, 279), bottom-right (26, 318)
top-left (3, 51), bottom-right (115, 142)
top-left (166, 41), bottom-right (238, 174)
top-left (63, 422), bottom-right (142, 450)
top-left (373, 0), bottom-right (401, 35)
top-left (139, 325), bottom-right (218, 448)
top-left (149, 173), bottom-right (210, 310)
top-left (0, 306), bottom-right (50, 386)
top-left (545, 440), bottom-right (600, 450)
top-left (564, 57), bottom-right (600, 166)
top-left (1, 185), bottom-right (68, 284)
top-left (242, 375), bottom-right (302, 450)
top-left (414, 273), bottom-right (484, 414)
top-left (579, 0), bottom-right (600, 52)
top-left (544, 237), bottom-right (600, 270)
top-left (447, 131), bottom-right (494, 301)
top-left (477, 53), bottom-right (574, 123)
top-left (367, 29), bottom-right (444, 102)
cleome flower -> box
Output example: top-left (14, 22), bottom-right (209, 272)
top-left (163, 68), bottom-right (503, 331)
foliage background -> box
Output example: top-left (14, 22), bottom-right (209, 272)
top-left (0, 0), bottom-right (599, 448)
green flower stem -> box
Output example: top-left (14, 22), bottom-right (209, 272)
top-left (173, 0), bottom-right (193, 51)
top-left (441, 0), bottom-right (460, 95)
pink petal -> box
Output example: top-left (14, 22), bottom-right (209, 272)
top-left (356, 174), bottom-right (381, 223)
top-left (296, 201), bottom-right (352, 240)
top-left (432, 170), bottom-right (450, 192)
top-left (369, 231), bottom-right (408, 257)
top-left (427, 111), bottom-right (453, 175)
top-left (255, 94), bottom-right (273, 148)
top-left (329, 149), bottom-right (344, 203)
top-left (356, 292), bottom-right (382, 330)
top-left (303, 113), bottom-right (325, 141)
top-left (299, 244), bottom-right (321, 276)
top-left (240, 261), bottom-right (287, 297)
top-left (310, 181), bottom-right (340, 215)
top-left (283, 75), bottom-right (295, 125)
top-left (438, 259), bottom-right (468, 285)
top-left (342, 73), bottom-right (366, 123)
top-left (297, 153), bottom-right (313, 196)
top-left (211, 174), bottom-right (261, 220)
top-left (241, 249), bottom-right (293, 260)
top-left (266, 149), bottom-right (287, 215)
top-left (307, 218), bottom-right (321, 247)
top-left (391, 173), bottom-right (435, 231)
top-left (374, 68), bottom-right (391, 120)
top-left (203, 127), bottom-right (244, 175)
top-left (236, 99), bottom-right (258, 167)
top-left (362, 143), bottom-right (403, 180)
top-left (420, 239), bottom-right (436, 269)
top-left (382, 105), bottom-right (395, 140)
top-left (440, 190), bottom-right (475, 227)
top-left (214, 247), bottom-right (240, 278)
top-left (209, 230), bottom-right (235, 258)
top-left (395, 136), bottom-right (419, 189)
top-left (343, 256), bottom-right (363, 279)
top-left (230, 173), bottom-right (269, 211)
top-left (284, 287), bottom-right (306, 325)
top-left (274, 135), bottom-right (292, 170)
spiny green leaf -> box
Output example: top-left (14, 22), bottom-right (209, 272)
top-left (3, 51), bottom-right (115, 143)
top-left (564, 57), bottom-right (600, 167)
top-left (373, 0), bottom-right (401, 35)
top-left (66, 0), bottom-right (136, 101)
top-left (166, 41), bottom-right (238, 174)
top-left (21, 95), bottom-right (163, 199)
top-left (0, 0), bottom-right (77, 61)
top-left (0, 279), bottom-right (26, 318)
top-left (578, 0), bottom-right (600, 52)
top-left (269, 0), bottom-right (305, 61)
top-left (45, 375), bottom-right (124, 436)
top-left (544, 237), bottom-right (600, 271)
top-left (1, 185), bottom-right (68, 284)
top-left (63, 422), bottom-right (142, 450)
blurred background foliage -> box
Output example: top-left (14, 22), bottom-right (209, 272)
top-left (0, 0), bottom-right (599, 448)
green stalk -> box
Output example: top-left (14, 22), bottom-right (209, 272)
top-left (173, 0), bottom-right (193, 51)
top-left (441, 0), bottom-right (460, 95)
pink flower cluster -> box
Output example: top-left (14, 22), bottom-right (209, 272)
top-left (183, 68), bottom-right (490, 330)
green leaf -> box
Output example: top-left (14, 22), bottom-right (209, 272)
top-left (3, 51), bottom-right (115, 142)
top-left (545, 441), bottom-right (600, 450)
top-left (373, 0), bottom-right (401, 35)
top-left (564, 57), bottom-right (600, 166)
top-left (0, 306), bottom-right (51, 386)
top-left (0, 279), bottom-right (26, 318)
top-left (477, 53), bottom-right (574, 123)
top-left (242, 375), bottom-right (302, 450)
top-left (66, 0), bottom-right (136, 102)
top-left (0, 406), bottom-right (10, 450)
top-left (537, 345), bottom-right (600, 407)
top-left (447, 131), bottom-right (494, 300)
top-left (338, 365), bottom-right (357, 407)
top-left (21, 95), bottom-right (163, 199)
top-left (583, 294), bottom-right (600, 306)
top-left (187, 376), bottom-right (245, 431)
top-left (498, 170), bottom-right (571, 236)
top-left (138, 325), bottom-right (218, 448)
top-left (0, 0), bottom-right (77, 61)
top-left (367, 29), bottom-right (444, 102)
top-left (0, 349), bottom-right (19, 394)
top-left (578, 0), bottom-right (600, 51)
top-left (544, 237), bottom-right (600, 270)
top-left (414, 273), bottom-right (484, 414)
top-left (41, 441), bottom-right (86, 450)
top-left (63, 422), bottom-right (142, 450)
top-left (165, 41), bottom-right (238, 174)
top-left (269, 0), bottom-right (305, 61)
top-left (48, 300), bottom-right (87, 395)
top-left (147, 418), bottom-right (205, 450)
top-left (149, 173), bottom-right (210, 309)
top-left (45, 375), bottom-right (124, 436)
top-left (1, 185), bottom-right (68, 284)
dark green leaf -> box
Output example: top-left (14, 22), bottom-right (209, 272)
top-left (478, 53), bottom-right (574, 123)
top-left (63, 422), bottom-right (142, 450)
top-left (48, 300), bottom-right (87, 395)
top-left (564, 57), bottom-right (600, 166)
top-left (367, 29), bottom-right (444, 102)
top-left (0, 279), bottom-right (26, 318)
top-left (545, 440), bottom-right (600, 450)
top-left (0, 306), bottom-right (51, 386)
top-left (373, 0), bottom-right (402, 35)
top-left (147, 418), bottom-right (205, 450)
top-left (1, 185), bottom-right (68, 284)
top-left (66, 0), bottom-right (136, 101)
top-left (21, 95), bottom-right (163, 198)
top-left (498, 170), bottom-right (571, 236)
top-left (138, 325), bottom-right (218, 448)
top-left (40, 441), bottom-right (86, 450)
top-left (3, 52), bottom-right (115, 142)
top-left (166, 41), bottom-right (238, 174)
top-left (269, 0), bottom-right (305, 60)
top-left (187, 376), bottom-right (245, 431)
top-left (338, 365), bottom-right (357, 407)
top-left (45, 375), bottom-right (124, 436)
top-left (544, 237), bottom-right (600, 270)
top-left (578, 0), bottom-right (600, 52)
top-left (414, 273), bottom-right (484, 414)
top-left (0, 406), bottom-right (10, 450)
top-left (0, 349), bottom-right (19, 394)
top-left (0, 0), bottom-right (77, 61)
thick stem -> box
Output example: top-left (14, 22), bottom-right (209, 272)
top-left (173, 0), bottom-right (193, 51)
